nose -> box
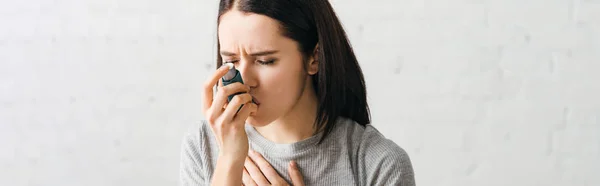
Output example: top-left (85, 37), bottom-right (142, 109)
top-left (236, 58), bottom-right (257, 89)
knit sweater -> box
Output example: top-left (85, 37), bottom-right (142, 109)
top-left (179, 117), bottom-right (416, 186)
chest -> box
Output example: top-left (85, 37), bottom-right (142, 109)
top-left (256, 144), bottom-right (359, 186)
top-left (205, 148), bottom-right (359, 186)
top-left (267, 152), bottom-right (357, 185)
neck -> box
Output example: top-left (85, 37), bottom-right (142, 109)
top-left (254, 78), bottom-right (318, 144)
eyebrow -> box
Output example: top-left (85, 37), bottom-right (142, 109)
top-left (220, 50), bottom-right (279, 57)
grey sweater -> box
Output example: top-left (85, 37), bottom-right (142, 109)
top-left (179, 117), bottom-right (415, 186)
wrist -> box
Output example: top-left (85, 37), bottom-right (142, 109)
top-left (217, 152), bottom-right (246, 166)
top-left (212, 153), bottom-right (246, 186)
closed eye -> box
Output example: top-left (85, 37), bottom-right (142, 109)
top-left (223, 59), bottom-right (275, 65)
top-left (257, 59), bottom-right (275, 65)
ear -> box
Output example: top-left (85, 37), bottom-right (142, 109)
top-left (307, 44), bottom-right (319, 75)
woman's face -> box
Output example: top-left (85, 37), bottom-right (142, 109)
top-left (218, 10), bottom-right (311, 127)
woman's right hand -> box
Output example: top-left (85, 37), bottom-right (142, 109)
top-left (202, 63), bottom-right (258, 161)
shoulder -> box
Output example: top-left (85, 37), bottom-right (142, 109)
top-left (336, 117), bottom-right (412, 162)
top-left (179, 120), bottom-right (217, 185)
top-left (180, 120), bottom-right (220, 167)
top-left (181, 120), bottom-right (214, 149)
top-left (341, 119), bottom-right (415, 186)
top-left (360, 124), bottom-right (411, 162)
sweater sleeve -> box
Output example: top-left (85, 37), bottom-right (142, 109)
top-left (361, 127), bottom-right (416, 186)
top-left (179, 124), bottom-right (207, 186)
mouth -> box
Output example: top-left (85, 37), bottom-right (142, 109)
top-left (251, 96), bottom-right (261, 105)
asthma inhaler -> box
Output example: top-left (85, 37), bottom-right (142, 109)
top-left (221, 63), bottom-right (249, 114)
top-left (221, 63), bottom-right (244, 102)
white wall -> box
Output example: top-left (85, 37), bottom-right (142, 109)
top-left (1, 0), bottom-right (598, 185)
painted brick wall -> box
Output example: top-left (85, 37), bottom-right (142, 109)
top-left (1, 0), bottom-right (598, 185)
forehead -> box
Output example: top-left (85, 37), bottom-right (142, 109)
top-left (218, 10), bottom-right (283, 51)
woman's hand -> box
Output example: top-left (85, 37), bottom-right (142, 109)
top-left (242, 149), bottom-right (305, 186)
top-left (202, 63), bottom-right (258, 161)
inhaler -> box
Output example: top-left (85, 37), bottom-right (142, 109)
top-left (221, 63), bottom-right (255, 113)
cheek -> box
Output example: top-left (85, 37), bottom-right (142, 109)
top-left (259, 62), bottom-right (306, 102)
top-left (264, 67), bottom-right (302, 95)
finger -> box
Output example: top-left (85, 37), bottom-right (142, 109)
top-left (219, 79), bottom-right (228, 109)
top-left (243, 168), bottom-right (257, 186)
top-left (248, 149), bottom-right (282, 183)
top-left (289, 161), bottom-right (305, 186)
top-left (210, 82), bottom-right (250, 122)
top-left (218, 75), bottom-right (224, 88)
top-left (202, 63), bottom-right (233, 113)
top-left (244, 156), bottom-right (270, 185)
top-left (233, 102), bottom-right (257, 124)
top-left (222, 97), bottom-right (229, 109)
top-left (208, 78), bottom-right (226, 122)
top-left (222, 93), bottom-right (253, 122)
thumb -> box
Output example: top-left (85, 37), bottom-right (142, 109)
top-left (288, 161), bottom-right (305, 186)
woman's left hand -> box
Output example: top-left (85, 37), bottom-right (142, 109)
top-left (242, 149), bottom-right (305, 186)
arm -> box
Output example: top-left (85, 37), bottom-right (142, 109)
top-left (210, 154), bottom-right (245, 186)
top-left (179, 128), bottom-right (206, 186)
top-left (178, 122), bottom-right (248, 186)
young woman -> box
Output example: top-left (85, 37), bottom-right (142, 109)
top-left (180, 0), bottom-right (415, 185)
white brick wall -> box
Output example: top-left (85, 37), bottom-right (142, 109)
top-left (1, 0), bottom-right (598, 185)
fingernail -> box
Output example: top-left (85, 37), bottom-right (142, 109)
top-left (221, 62), bottom-right (234, 70)
top-left (290, 160), bottom-right (296, 168)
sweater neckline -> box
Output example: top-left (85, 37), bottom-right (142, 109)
top-left (245, 123), bottom-right (327, 155)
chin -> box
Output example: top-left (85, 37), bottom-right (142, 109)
top-left (246, 116), bottom-right (271, 127)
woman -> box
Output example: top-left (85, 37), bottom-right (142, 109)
top-left (180, 0), bottom-right (415, 185)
